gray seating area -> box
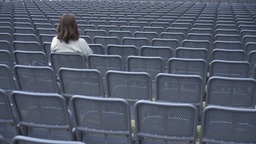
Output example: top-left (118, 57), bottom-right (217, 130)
top-left (1, 0), bottom-right (256, 143)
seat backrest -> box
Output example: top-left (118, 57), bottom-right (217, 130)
top-left (127, 56), bottom-right (164, 78)
top-left (13, 33), bottom-right (39, 42)
top-left (93, 36), bottom-right (120, 48)
top-left (134, 100), bottom-right (198, 144)
top-left (120, 26), bottom-right (141, 36)
top-left (0, 64), bottom-right (15, 92)
top-left (211, 49), bottom-right (245, 61)
top-left (160, 32), bottom-right (185, 44)
top-left (50, 52), bottom-right (86, 72)
top-left (58, 68), bottom-right (104, 97)
top-left (156, 73), bottom-right (203, 106)
top-left (88, 44), bottom-right (105, 54)
top-left (213, 40), bottom-right (242, 50)
top-left (0, 40), bottom-right (12, 52)
top-left (84, 29), bottom-right (107, 38)
top-left (175, 47), bottom-right (209, 62)
top-left (141, 46), bottom-right (173, 65)
top-left (14, 65), bottom-right (59, 93)
top-left (0, 33), bottom-right (12, 43)
top-left (152, 38), bottom-right (179, 49)
top-left (187, 33), bottom-right (213, 43)
top-left (168, 58), bottom-right (208, 82)
top-left (70, 95), bottom-right (132, 144)
top-left (11, 135), bottom-right (85, 144)
top-left (0, 89), bottom-right (17, 143)
top-left (200, 106), bottom-right (256, 144)
top-left (134, 31), bottom-right (158, 41)
top-left (88, 54), bottom-right (123, 75)
top-left (109, 30), bottom-right (132, 40)
top-left (13, 41), bottom-right (42, 52)
top-left (210, 60), bottom-right (250, 78)
top-left (206, 76), bottom-right (256, 108)
top-left (107, 44), bottom-right (138, 68)
top-left (106, 70), bottom-right (152, 101)
top-left (214, 34), bottom-right (241, 42)
top-left (182, 39), bottom-right (211, 50)
top-left (0, 50), bottom-right (13, 68)
top-left (14, 50), bottom-right (48, 66)
top-left (39, 34), bottom-right (55, 43)
top-left (122, 37), bottom-right (150, 49)
top-left (11, 91), bottom-right (73, 140)
top-left (249, 50), bottom-right (256, 72)
top-left (142, 26), bottom-right (165, 36)
top-left (244, 42), bottom-right (256, 55)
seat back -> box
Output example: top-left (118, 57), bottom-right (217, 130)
top-left (59, 68), bottom-right (104, 97)
top-left (156, 73), bottom-right (203, 106)
top-left (206, 76), bottom-right (256, 108)
top-left (14, 65), bottom-right (59, 93)
top-left (0, 90), bottom-right (17, 144)
top-left (71, 96), bottom-right (132, 144)
top-left (210, 60), bottom-right (250, 78)
top-left (0, 65), bottom-right (15, 92)
top-left (200, 106), bottom-right (256, 144)
top-left (50, 52), bottom-right (86, 72)
top-left (127, 56), bottom-right (164, 78)
top-left (88, 54), bottom-right (123, 75)
top-left (14, 50), bottom-right (48, 66)
top-left (168, 58), bottom-right (208, 82)
top-left (11, 91), bottom-right (73, 140)
top-left (134, 100), bottom-right (198, 144)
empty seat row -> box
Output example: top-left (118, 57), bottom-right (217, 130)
top-left (1, 89), bottom-right (256, 144)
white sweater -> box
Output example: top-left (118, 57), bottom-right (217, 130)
top-left (50, 36), bottom-right (93, 57)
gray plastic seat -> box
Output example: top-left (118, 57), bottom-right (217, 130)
top-left (206, 76), bottom-right (256, 108)
top-left (50, 52), bottom-right (86, 73)
top-left (200, 106), bottom-right (256, 144)
top-left (156, 73), bottom-right (203, 109)
top-left (0, 90), bottom-right (17, 144)
top-left (13, 41), bottom-right (42, 52)
top-left (141, 46), bottom-right (173, 66)
top-left (88, 54), bottom-right (123, 75)
top-left (14, 65), bottom-right (59, 93)
top-left (152, 38), bottom-right (179, 49)
top-left (211, 49), bottom-right (245, 61)
top-left (134, 100), bottom-right (198, 144)
top-left (107, 44), bottom-right (138, 69)
top-left (168, 58), bottom-right (208, 83)
top-left (0, 50), bottom-right (13, 68)
top-left (210, 60), bottom-right (250, 78)
top-left (122, 37), bottom-right (150, 49)
top-left (14, 50), bottom-right (48, 66)
top-left (93, 36), bottom-right (120, 48)
top-left (127, 55), bottom-right (164, 79)
top-left (58, 68), bottom-right (104, 98)
top-left (213, 40), bottom-right (242, 50)
top-left (84, 29), bottom-right (107, 39)
top-left (109, 30), bottom-right (132, 40)
top-left (182, 39), bottom-right (211, 50)
top-left (0, 40), bottom-right (12, 52)
top-left (70, 95), bottom-right (133, 144)
top-left (0, 64), bottom-right (16, 93)
top-left (11, 91), bottom-right (74, 140)
top-left (88, 44), bottom-right (105, 54)
top-left (160, 32), bottom-right (185, 45)
top-left (175, 47), bottom-right (209, 62)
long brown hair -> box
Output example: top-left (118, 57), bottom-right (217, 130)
top-left (57, 13), bottom-right (79, 43)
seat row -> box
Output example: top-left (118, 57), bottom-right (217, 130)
top-left (1, 89), bottom-right (256, 144)
top-left (1, 63), bottom-right (256, 109)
